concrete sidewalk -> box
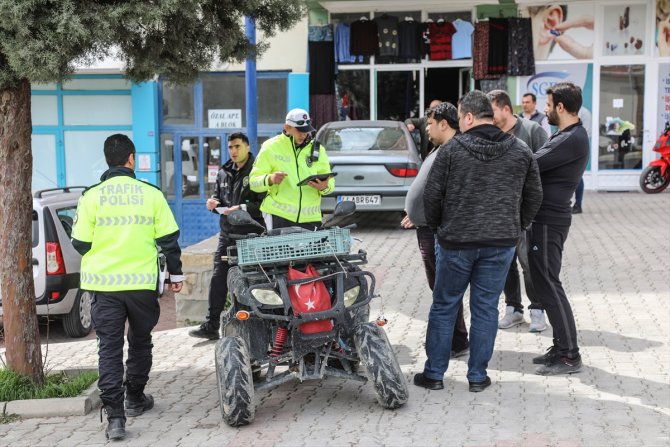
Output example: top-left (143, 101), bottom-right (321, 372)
top-left (1, 191), bottom-right (668, 446)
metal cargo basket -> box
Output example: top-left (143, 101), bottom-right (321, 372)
top-left (236, 228), bottom-right (351, 266)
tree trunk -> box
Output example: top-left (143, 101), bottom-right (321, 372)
top-left (0, 78), bottom-right (44, 386)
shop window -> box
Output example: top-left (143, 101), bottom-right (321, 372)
top-left (163, 83), bottom-right (195, 126)
top-left (376, 70), bottom-right (419, 121)
top-left (62, 78), bottom-right (131, 90)
top-left (202, 74), bottom-right (288, 128)
top-left (31, 134), bottom-right (57, 191)
top-left (31, 96), bottom-right (58, 126)
top-left (63, 95), bottom-right (132, 126)
top-left (204, 136), bottom-right (223, 198)
top-left (598, 65), bottom-right (644, 170)
top-left (336, 70), bottom-right (370, 120)
top-left (160, 133), bottom-right (175, 197)
top-left (180, 136), bottom-right (200, 198)
top-left (64, 130), bottom-right (132, 186)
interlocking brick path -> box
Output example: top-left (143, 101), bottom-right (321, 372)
top-left (1, 191), bottom-right (668, 447)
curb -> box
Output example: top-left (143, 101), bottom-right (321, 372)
top-left (1, 369), bottom-right (100, 418)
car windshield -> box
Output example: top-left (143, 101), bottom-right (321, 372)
top-left (322, 127), bottom-right (408, 152)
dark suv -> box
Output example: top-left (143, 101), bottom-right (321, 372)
top-left (0, 187), bottom-right (91, 337)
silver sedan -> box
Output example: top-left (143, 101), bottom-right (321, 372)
top-left (316, 120), bottom-right (422, 212)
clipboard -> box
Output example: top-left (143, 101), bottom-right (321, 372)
top-left (297, 172), bottom-right (337, 187)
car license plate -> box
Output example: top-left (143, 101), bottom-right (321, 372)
top-left (338, 195), bottom-right (381, 206)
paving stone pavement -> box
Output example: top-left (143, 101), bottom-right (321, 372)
top-left (1, 191), bottom-right (668, 447)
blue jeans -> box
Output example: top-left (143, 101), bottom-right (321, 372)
top-left (424, 245), bottom-right (515, 383)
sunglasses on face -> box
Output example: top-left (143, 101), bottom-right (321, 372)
top-left (291, 119), bottom-right (311, 126)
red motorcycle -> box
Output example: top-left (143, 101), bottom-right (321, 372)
top-left (640, 122), bottom-right (670, 194)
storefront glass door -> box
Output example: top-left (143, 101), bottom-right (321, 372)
top-left (597, 65), bottom-right (645, 170)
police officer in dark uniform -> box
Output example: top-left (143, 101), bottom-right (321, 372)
top-left (189, 132), bottom-right (265, 339)
top-left (72, 134), bottom-right (184, 440)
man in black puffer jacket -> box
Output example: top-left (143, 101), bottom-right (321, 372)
top-left (414, 90), bottom-right (543, 393)
top-left (189, 132), bottom-right (265, 340)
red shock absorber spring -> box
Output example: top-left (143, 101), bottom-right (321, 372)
top-left (270, 326), bottom-right (288, 357)
top-left (332, 341), bottom-right (344, 354)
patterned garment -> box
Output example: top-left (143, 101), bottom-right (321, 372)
top-left (507, 18), bottom-right (535, 76)
top-left (376, 15), bottom-right (400, 57)
top-left (487, 18), bottom-right (509, 75)
top-left (429, 21), bottom-right (457, 60)
top-left (308, 25), bottom-right (333, 42)
top-left (309, 95), bottom-right (338, 128)
top-left (350, 19), bottom-right (378, 56)
top-left (472, 21), bottom-right (501, 80)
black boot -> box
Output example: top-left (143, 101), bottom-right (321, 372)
top-left (101, 404), bottom-right (126, 440)
top-left (125, 384), bottom-right (155, 417)
top-left (188, 321), bottom-right (220, 340)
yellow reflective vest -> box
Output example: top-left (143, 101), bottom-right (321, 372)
top-left (250, 133), bottom-right (334, 223)
top-left (72, 174), bottom-right (179, 292)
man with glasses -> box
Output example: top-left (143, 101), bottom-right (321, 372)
top-left (417, 91), bottom-right (542, 392)
top-left (250, 108), bottom-right (335, 230)
top-left (401, 102), bottom-right (469, 360)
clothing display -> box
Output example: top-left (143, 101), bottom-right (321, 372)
top-left (308, 24), bottom-right (333, 42)
top-left (309, 41), bottom-right (335, 95)
top-left (350, 19), bottom-right (378, 56)
top-left (309, 94), bottom-right (338, 128)
top-left (335, 23), bottom-right (362, 63)
top-left (375, 14), bottom-right (399, 57)
top-left (472, 21), bottom-right (501, 80)
top-left (451, 18), bottom-right (474, 59)
top-left (398, 19), bottom-right (422, 62)
top-left (487, 18), bottom-right (509, 75)
top-left (507, 18), bottom-right (534, 76)
top-left (429, 21), bottom-right (457, 60)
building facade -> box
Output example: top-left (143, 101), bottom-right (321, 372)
top-left (29, 1), bottom-right (667, 245)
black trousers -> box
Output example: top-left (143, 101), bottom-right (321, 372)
top-left (269, 214), bottom-right (320, 231)
top-left (207, 235), bottom-right (234, 328)
top-left (91, 290), bottom-right (160, 406)
top-left (527, 223), bottom-right (579, 357)
top-left (503, 230), bottom-right (542, 312)
top-left (416, 226), bottom-right (469, 352)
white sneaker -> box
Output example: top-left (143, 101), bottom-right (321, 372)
top-left (529, 309), bottom-right (547, 332)
top-left (498, 306), bottom-right (524, 329)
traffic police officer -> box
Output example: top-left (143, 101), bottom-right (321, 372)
top-left (72, 134), bottom-right (184, 440)
top-left (250, 108), bottom-right (335, 230)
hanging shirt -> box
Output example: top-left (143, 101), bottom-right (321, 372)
top-left (429, 21), bottom-right (457, 60)
top-left (506, 18), bottom-right (535, 76)
top-left (487, 18), bottom-right (509, 75)
top-left (375, 15), bottom-right (399, 57)
top-left (350, 19), bottom-right (378, 56)
top-left (451, 19), bottom-right (475, 59)
top-left (309, 41), bottom-right (335, 95)
top-left (335, 23), bottom-right (362, 63)
top-left (398, 20), bottom-right (422, 61)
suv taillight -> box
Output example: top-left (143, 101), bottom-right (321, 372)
top-left (385, 163), bottom-right (419, 177)
top-left (46, 242), bottom-right (66, 275)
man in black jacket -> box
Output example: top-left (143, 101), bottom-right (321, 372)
top-left (529, 82), bottom-right (589, 375)
top-left (415, 90), bottom-right (542, 393)
top-left (189, 133), bottom-right (265, 340)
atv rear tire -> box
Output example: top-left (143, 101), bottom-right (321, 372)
top-left (354, 322), bottom-right (408, 409)
top-left (215, 336), bottom-right (255, 426)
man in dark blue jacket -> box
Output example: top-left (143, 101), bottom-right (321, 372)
top-left (189, 133), bottom-right (265, 339)
top-left (529, 82), bottom-right (589, 375)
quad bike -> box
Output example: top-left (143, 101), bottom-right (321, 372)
top-left (214, 201), bottom-right (408, 427)
top-left (639, 122), bottom-right (670, 194)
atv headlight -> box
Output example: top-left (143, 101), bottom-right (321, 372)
top-left (343, 286), bottom-right (361, 307)
top-left (251, 289), bottom-right (283, 305)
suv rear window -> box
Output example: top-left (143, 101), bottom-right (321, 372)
top-left (56, 207), bottom-right (77, 239)
top-left (323, 127), bottom-right (408, 152)
top-left (32, 210), bottom-right (39, 248)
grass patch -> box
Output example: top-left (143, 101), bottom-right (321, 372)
top-left (0, 369), bottom-right (98, 402)
top-left (0, 414), bottom-right (20, 424)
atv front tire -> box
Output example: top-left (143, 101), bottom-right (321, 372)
top-left (354, 322), bottom-right (408, 409)
top-left (215, 336), bottom-right (255, 426)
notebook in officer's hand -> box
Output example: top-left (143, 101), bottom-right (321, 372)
top-left (297, 172), bottom-right (337, 187)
